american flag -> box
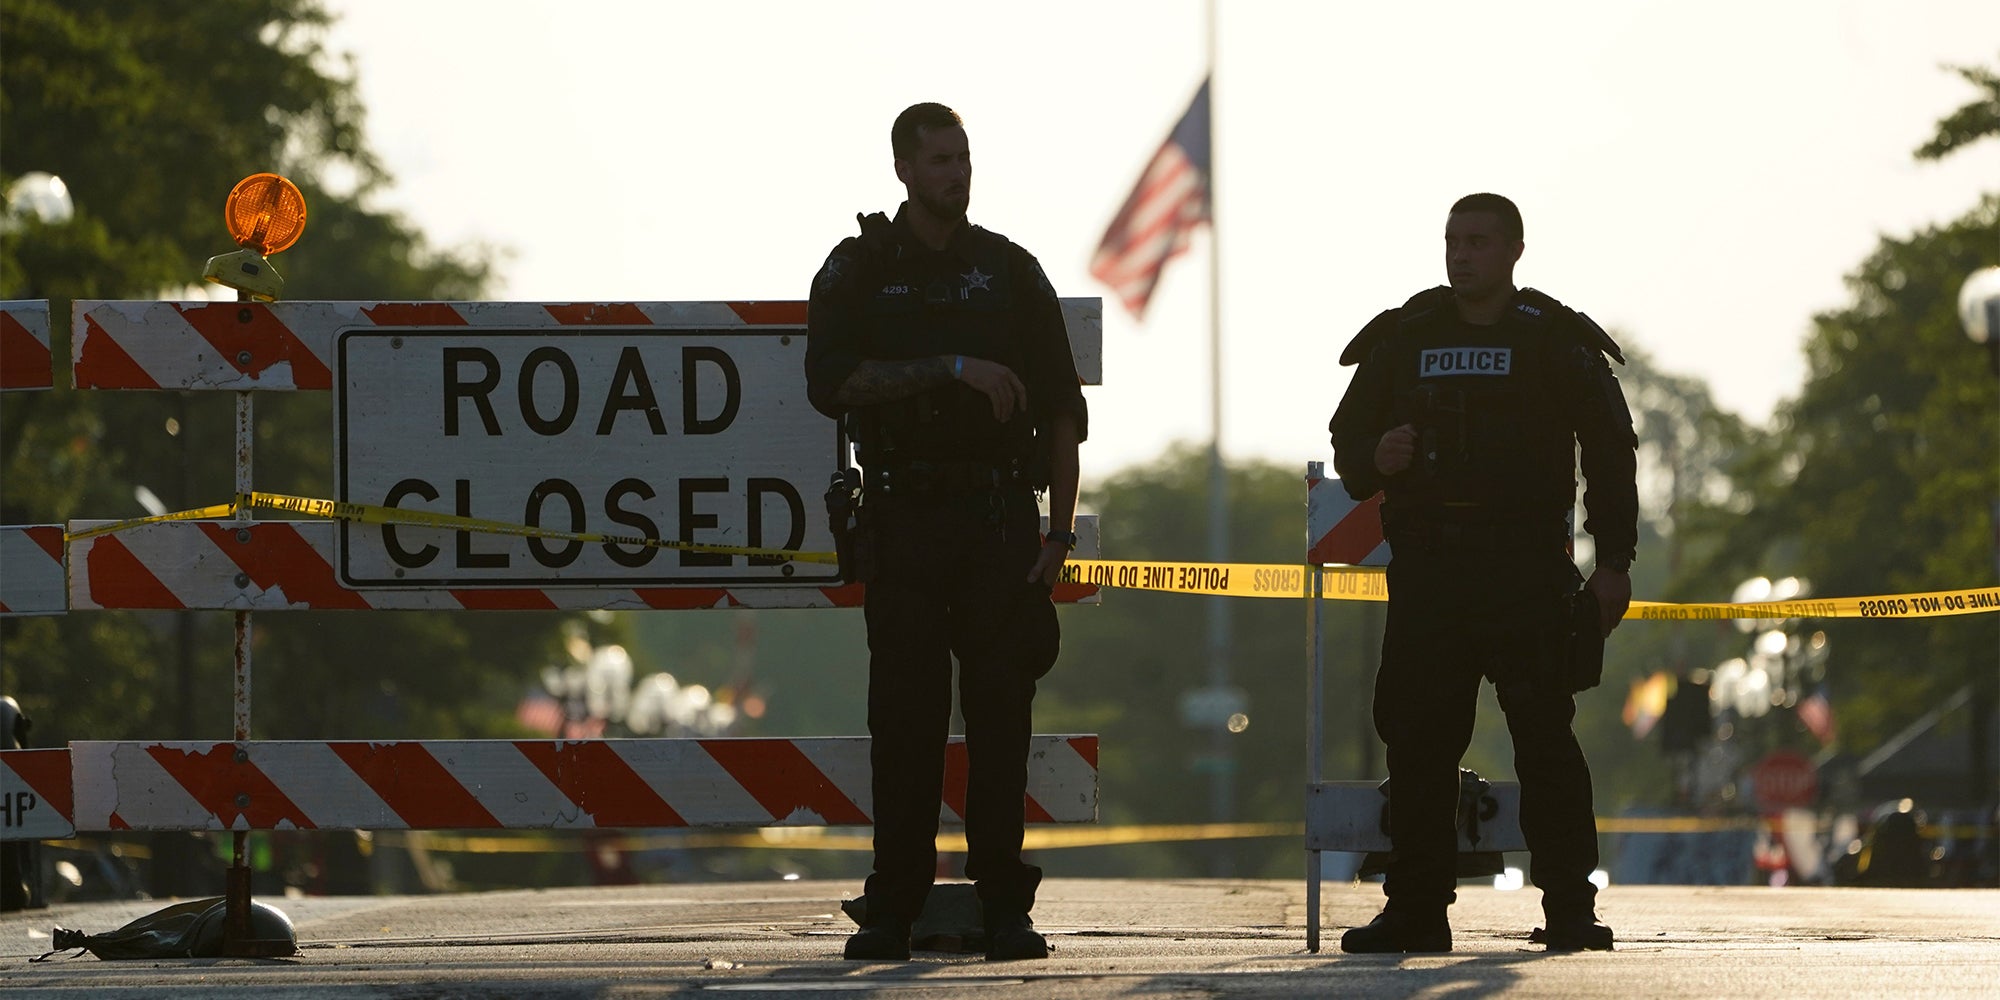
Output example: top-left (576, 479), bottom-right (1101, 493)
top-left (1090, 79), bottom-right (1211, 320)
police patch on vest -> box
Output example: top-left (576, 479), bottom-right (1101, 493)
top-left (1419, 347), bottom-right (1512, 376)
top-left (813, 253), bottom-right (849, 293)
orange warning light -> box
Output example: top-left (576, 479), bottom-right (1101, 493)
top-left (223, 173), bottom-right (307, 255)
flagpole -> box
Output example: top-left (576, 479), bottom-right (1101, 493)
top-left (1202, 0), bottom-right (1235, 875)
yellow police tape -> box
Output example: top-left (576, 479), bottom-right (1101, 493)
top-left (359, 822), bottom-right (1307, 856)
top-left (1058, 559), bottom-right (2000, 620)
top-left (47, 817), bottom-right (1998, 857)
top-left (61, 495), bottom-right (1999, 619)
top-left (333, 816), bottom-right (2000, 855)
top-left (1060, 560), bottom-right (1383, 600)
top-left (65, 491), bottom-right (839, 565)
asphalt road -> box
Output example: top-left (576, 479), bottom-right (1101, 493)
top-left (4, 879), bottom-right (1997, 998)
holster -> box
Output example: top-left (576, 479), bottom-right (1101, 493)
top-left (1011, 582), bottom-right (1061, 680)
top-left (1563, 588), bottom-right (1605, 693)
top-left (823, 468), bottom-right (872, 585)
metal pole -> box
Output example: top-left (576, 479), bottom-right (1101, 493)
top-left (219, 306), bottom-right (289, 956)
top-left (1201, 0), bottom-right (1235, 878)
top-left (233, 388), bottom-right (252, 744)
top-left (1306, 481), bottom-right (1324, 780)
top-left (1305, 465), bottom-right (1325, 951)
top-left (177, 392), bottom-right (197, 736)
top-left (225, 285), bottom-right (256, 952)
top-left (1358, 602), bottom-right (1379, 779)
top-left (217, 287), bottom-right (290, 955)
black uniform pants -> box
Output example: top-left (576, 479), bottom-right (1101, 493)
top-left (1374, 543), bottom-right (1600, 920)
top-left (859, 484), bottom-right (1043, 922)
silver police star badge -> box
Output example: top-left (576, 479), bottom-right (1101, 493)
top-left (960, 266), bottom-right (992, 291)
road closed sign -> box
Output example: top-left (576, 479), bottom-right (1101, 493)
top-left (336, 322), bottom-right (836, 588)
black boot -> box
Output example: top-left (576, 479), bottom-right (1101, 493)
top-left (843, 917), bottom-right (912, 961)
top-left (1339, 909), bottom-right (1452, 954)
top-left (1530, 914), bottom-right (1613, 951)
top-left (983, 906), bottom-right (1049, 961)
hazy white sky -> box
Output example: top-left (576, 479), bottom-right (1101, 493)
top-left (321, 0), bottom-right (2000, 479)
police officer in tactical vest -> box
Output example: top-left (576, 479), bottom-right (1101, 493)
top-left (805, 102), bottom-right (1087, 962)
top-left (1329, 193), bottom-right (1636, 953)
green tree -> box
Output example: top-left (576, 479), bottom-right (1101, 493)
top-left (1683, 59), bottom-right (1999, 781)
top-left (1915, 61), bottom-right (2000, 162)
top-left (1, 0), bottom-right (578, 747)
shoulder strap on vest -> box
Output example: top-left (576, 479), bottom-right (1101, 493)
top-left (966, 223), bottom-right (1010, 247)
top-left (1340, 286), bottom-right (1453, 366)
top-left (851, 211), bottom-right (899, 269)
top-left (1397, 285), bottom-right (1454, 326)
top-left (1339, 308), bottom-right (1400, 366)
top-left (1572, 311), bottom-right (1625, 364)
top-left (1513, 287), bottom-right (1625, 364)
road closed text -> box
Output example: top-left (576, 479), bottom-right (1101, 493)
top-left (372, 475), bottom-right (806, 570)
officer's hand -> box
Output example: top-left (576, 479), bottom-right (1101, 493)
top-left (954, 356), bottom-right (1029, 423)
top-left (1374, 424), bottom-right (1418, 475)
top-left (1027, 541), bottom-right (1068, 588)
top-left (1586, 567), bottom-right (1631, 636)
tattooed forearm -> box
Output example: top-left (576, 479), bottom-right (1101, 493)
top-left (834, 355), bottom-right (953, 406)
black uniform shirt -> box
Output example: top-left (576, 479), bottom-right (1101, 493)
top-left (1330, 287), bottom-right (1638, 568)
top-left (805, 205), bottom-right (1088, 469)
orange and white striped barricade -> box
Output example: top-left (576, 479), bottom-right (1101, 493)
top-left (64, 517), bottom-right (1101, 612)
top-left (0, 302), bottom-right (65, 617)
top-left (7, 299), bottom-right (1105, 857)
top-left (67, 299), bottom-right (1101, 607)
top-left (1306, 468), bottom-right (1388, 568)
top-left (0, 524), bottom-right (65, 616)
top-left (0, 299), bottom-right (52, 391)
top-left (0, 748), bottom-right (73, 839)
top-left (72, 299), bottom-right (1101, 392)
top-left (59, 735), bottom-right (1097, 832)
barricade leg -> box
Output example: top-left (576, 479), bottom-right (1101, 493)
top-left (1306, 848), bottom-right (1321, 952)
top-left (219, 385), bottom-right (291, 957)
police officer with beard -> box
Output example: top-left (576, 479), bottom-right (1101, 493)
top-left (1329, 193), bottom-right (1636, 953)
top-left (805, 102), bottom-right (1086, 963)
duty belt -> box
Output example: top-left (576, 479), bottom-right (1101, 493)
top-left (1387, 515), bottom-right (1568, 551)
top-left (867, 459), bottom-right (1023, 497)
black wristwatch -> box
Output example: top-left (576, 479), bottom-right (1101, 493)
top-left (1599, 554), bottom-right (1632, 573)
top-left (1045, 529), bottom-right (1079, 550)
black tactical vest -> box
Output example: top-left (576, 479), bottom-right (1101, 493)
top-left (1382, 287), bottom-right (1579, 517)
top-left (847, 218), bottom-right (1037, 468)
